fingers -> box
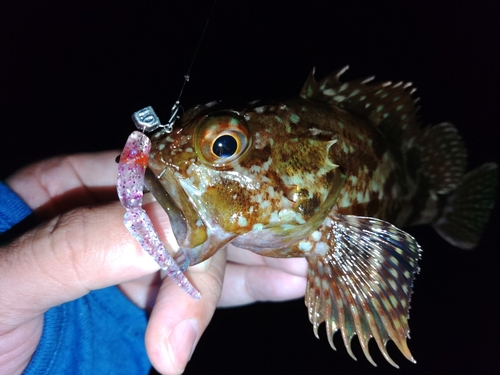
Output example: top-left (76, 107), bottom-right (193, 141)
top-left (6, 151), bottom-right (120, 218)
top-left (226, 243), bottom-right (308, 276)
top-left (0, 202), bottom-right (160, 331)
top-left (221, 243), bottom-right (307, 306)
top-left (217, 261), bottom-right (307, 307)
top-left (145, 249), bottom-right (227, 375)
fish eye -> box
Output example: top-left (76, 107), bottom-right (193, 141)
top-left (212, 134), bottom-right (238, 158)
top-left (196, 114), bottom-right (250, 168)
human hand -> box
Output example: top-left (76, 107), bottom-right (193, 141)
top-left (0, 151), bottom-right (307, 375)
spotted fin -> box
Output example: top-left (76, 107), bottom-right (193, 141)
top-left (300, 66), bottom-right (420, 143)
top-left (418, 122), bottom-right (467, 193)
top-left (433, 162), bottom-right (498, 249)
top-left (304, 213), bottom-right (421, 367)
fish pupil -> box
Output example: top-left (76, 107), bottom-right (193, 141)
top-left (212, 134), bottom-right (238, 158)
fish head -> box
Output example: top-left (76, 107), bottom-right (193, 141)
top-left (148, 100), bottom-right (345, 264)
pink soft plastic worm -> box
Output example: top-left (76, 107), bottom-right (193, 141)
top-left (117, 131), bottom-right (201, 300)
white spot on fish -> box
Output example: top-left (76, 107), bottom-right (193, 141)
top-left (356, 192), bottom-right (365, 203)
top-left (309, 128), bottom-right (333, 136)
top-left (269, 211), bottom-right (280, 223)
top-left (278, 208), bottom-right (298, 223)
top-left (339, 83), bottom-right (349, 92)
top-left (349, 88), bottom-right (360, 97)
top-left (311, 231), bottom-right (322, 242)
top-left (314, 242), bottom-right (329, 256)
top-left (252, 193), bottom-right (263, 204)
top-left (250, 165), bottom-right (262, 173)
top-left (299, 241), bottom-right (313, 252)
top-left (338, 193), bottom-right (351, 208)
top-left (266, 186), bottom-right (276, 198)
top-left (262, 158), bottom-right (273, 171)
top-left (389, 279), bottom-right (397, 291)
top-left (238, 216), bottom-right (248, 227)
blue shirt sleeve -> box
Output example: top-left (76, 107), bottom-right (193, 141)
top-left (24, 286), bottom-right (151, 375)
top-left (0, 181), bottom-right (32, 233)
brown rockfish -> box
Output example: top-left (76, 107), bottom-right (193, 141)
top-left (145, 67), bottom-right (498, 367)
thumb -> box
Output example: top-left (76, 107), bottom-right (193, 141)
top-left (146, 249), bottom-right (227, 374)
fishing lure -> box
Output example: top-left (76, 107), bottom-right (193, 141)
top-left (116, 112), bottom-right (200, 299)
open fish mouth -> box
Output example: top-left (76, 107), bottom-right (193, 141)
top-left (144, 164), bottom-right (218, 261)
top-left (144, 168), bottom-right (189, 248)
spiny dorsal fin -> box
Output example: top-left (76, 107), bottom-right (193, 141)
top-left (300, 66), bottom-right (421, 142)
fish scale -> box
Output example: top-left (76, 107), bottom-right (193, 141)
top-left (146, 66), bottom-right (498, 367)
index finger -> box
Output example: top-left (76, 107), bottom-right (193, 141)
top-left (6, 151), bottom-right (120, 218)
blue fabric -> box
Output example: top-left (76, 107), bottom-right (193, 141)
top-left (24, 287), bottom-right (151, 375)
top-left (0, 182), bottom-right (32, 232)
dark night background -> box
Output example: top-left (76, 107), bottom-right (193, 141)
top-left (1, 1), bottom-right (499, 374)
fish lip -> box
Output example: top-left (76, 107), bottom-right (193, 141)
top-left (144, 167), bottom-right (190, 246)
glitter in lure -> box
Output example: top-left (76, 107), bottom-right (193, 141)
top-left (117, 131), bottom-right (201, 299)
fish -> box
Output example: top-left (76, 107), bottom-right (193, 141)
top-left (145, 66), bottom-right (498, 367)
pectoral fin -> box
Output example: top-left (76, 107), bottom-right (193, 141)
top-left (303, 213), bottom-right (421, 367)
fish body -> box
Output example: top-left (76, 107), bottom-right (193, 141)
top-left (146, 67), bottom-right (498, 366)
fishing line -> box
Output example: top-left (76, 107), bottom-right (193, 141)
top-left (132, 0), bottom-right (218, 133)
top-left (177, 0), bottom-right (219, 103)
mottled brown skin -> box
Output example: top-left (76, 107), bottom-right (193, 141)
top-left (148, 96), bottom-right (413, 261)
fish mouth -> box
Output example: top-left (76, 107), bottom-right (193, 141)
top-left (144, 167), bottom-right (209, 251)
top-left (145, 168), bottom-right (212, 260)
top-left (145, 165), bottom-right (238, 266)
top-left (144, 168), bottom-right (188, 244)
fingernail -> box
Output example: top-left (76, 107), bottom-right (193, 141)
top-left (167, 319), bottom-right (199, 372)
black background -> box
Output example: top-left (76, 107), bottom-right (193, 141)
top-left (1, 1), bottom-right (499, 374)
